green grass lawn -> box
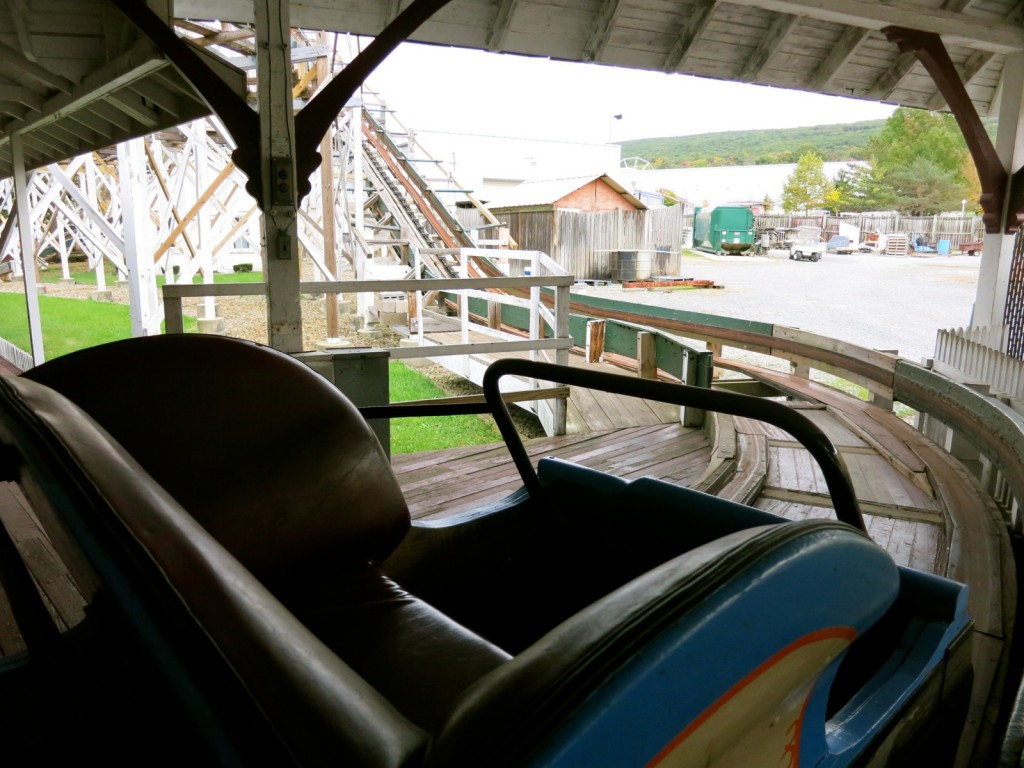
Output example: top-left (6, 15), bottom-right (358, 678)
top-left (0, 290), bottom-right (500, 453)
top-left (0, 292), bottom-right (133, 359)
top-left (0, 292), bottom-right (198, 360)
top-left (37, 260), bottom-right (264, 287)
top-left (389, 361), bottom-right (502, 453)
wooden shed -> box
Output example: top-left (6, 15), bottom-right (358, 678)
top-left (484, 175), bottom-right (672, 280)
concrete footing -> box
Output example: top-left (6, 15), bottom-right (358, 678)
top-left (90, 290), bottom-right (112, 302)
top-left (197, 317), bottom-right (226, 334)
top-left (358, 325), bottom-right (384, 340)
top-left (315, 338), bottom-right (354, 351)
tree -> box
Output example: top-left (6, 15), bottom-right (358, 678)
top-left (868, 108), bottom-right (967, 177)
top-left (782, 152), bottom-right (833, 212)
top-left (865, 107), bottom-right (977, 212)
top-left (832, 164), bottom-right (890, 212)
top-left (658, 187), bottom-right (682, 206)
top-left (886, 157), bottom-right (966, 215)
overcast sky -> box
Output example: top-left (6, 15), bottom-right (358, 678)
top-left (367, 43), bottom-right (899, 146)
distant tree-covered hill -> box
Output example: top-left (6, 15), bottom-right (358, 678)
top-left (618, 120), bottom-right (887, 168)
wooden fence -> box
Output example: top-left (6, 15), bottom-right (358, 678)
top-left (456, 206), bottom-right (985, 279)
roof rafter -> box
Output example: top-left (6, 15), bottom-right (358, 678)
top-left (808, 26), bottom-right (871, 91)
top-left (868, 0), bottom-right (980, 101)
top-left (127, 77), bottom-right (183, 119)
top-left (386, 0), bottom-right (403, 25)
top-left (927, 0), bottom-right (1024, 110)
top-left (582, 0), bottom-right (625, 63)
top-left (0, 102), bottom-right (27, 121)
top-left (0, 39), bottom-right (170, 158)
top-left (10, 0), bottom-right (36, 62)
top-left (724, 0), bottom-right (1024, 53)
top-left (0, 40), bottom-right (73, 93)
top-left (107, 90), bottom-right (162, 128)
top-left (0, 86), bottom-right (43, 111)
top-left (867, 51), bottom-right (917, 100)
top-left (738, 13), bottom-right (799, 81)
top-left (663, 0), bottom-right (717, 73)
top-left (488, 0), bottom-right (520, 52)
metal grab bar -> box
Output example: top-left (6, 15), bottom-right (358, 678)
top-left (482, 358), bottom-right (866, 532)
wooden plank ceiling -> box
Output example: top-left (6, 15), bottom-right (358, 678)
top-left (1, 0), bottom-right (1022, 178)
top-left (0, 0), bottom-right (245, 178)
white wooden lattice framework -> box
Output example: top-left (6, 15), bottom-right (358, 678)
top-left (0, 28), bottom-right (500, 363)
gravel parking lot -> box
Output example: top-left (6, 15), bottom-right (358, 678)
top-left (575, 249), bottom-right (982, 365)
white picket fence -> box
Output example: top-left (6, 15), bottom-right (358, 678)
top-left (0, 337), bottom-right (33, 371)
top-left (933, 324), bottom-right (1024, 400)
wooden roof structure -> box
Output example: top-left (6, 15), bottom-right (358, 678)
top-left (0, 0), bottom-right (247, 180)
top-left (174, 0), bottom-right (1020, 115)
top-left (1, 0), bottom-right (1021, 181)
top-left (2, 0), bottom-right (1023, 352)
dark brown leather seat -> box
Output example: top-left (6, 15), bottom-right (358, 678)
top-left (22, 334), bottom-right (511, 734)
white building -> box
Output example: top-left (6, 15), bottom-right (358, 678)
top-left (610, 162), bottom-right (866, 210)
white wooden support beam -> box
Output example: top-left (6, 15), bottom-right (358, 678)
top-left (11, 134), bottom-right (44, 366)
top-left (975, 51), bottom-right (1024, 326)
top-left (118, 137), bottom-right (160, 336)
top-left (193, 119), bottom-right (218, 323)
top-left (726, 0), bottom-right (1024, 53)
top-left (529, 250), bottom-right (540, 363)
top-left (257, 0), bottom-right (303, 352)
top-left (552, 278), bottom-right (570, 434)
top-left (318, 44), bottom-right (339, 339)
top-left (352, 105), bottom-right (370, 323)
top-left (45, 162), bottom-right (125, 251)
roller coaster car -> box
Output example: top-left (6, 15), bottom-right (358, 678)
top-left (0, 335), bottom-right (973, 766)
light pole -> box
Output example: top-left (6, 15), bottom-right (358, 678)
top-left (609, 113), bottom-right (622, 143)
top-left (961, 199), bottom-right (967, 215)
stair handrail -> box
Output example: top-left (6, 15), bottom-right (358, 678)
top-left (373, 109), bottom-right (517, 249)
top-left (361, 110), bottom-right (473, 249)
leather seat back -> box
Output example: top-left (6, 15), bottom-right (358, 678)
top-left (23, 335), bottom-right (409, 584)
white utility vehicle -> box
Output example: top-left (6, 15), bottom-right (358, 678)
top-left (789, 226), bottom-right (826, 262)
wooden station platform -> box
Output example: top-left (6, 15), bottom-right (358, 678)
top-left (412, 328), bottom-right (679, 433)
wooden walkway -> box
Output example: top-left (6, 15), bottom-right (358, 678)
top-left (393, 424), bottom-right (710, 520)
top-left (416, 329), bottom-right (679, 433)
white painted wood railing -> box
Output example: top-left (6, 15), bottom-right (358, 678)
top-left (161, 256), bottom-right (574, 433)
top-left (933, 325), bottom-right (1024, 400)
top-left (0, 336), bottom-right (34, 371)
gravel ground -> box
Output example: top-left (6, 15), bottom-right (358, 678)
top-left (575, 249), bottom-right (982, 366)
